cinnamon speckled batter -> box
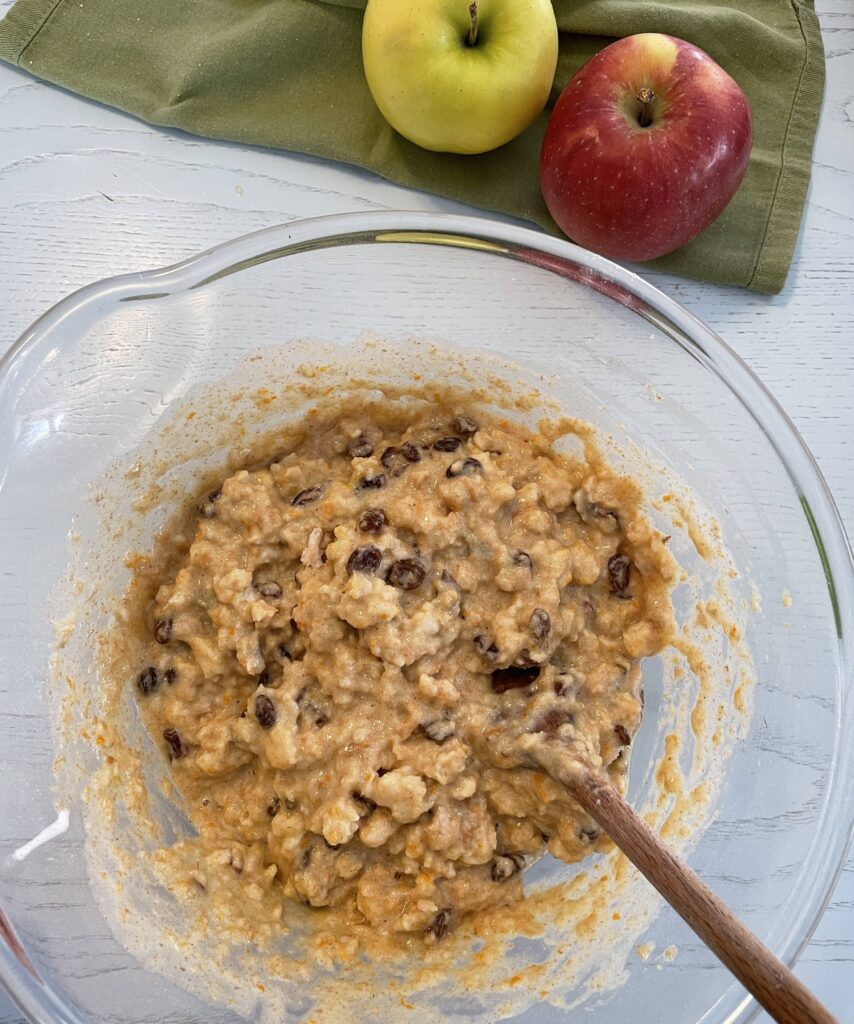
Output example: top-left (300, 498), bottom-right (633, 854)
top-left (122, 395), bottom-right (675, 946)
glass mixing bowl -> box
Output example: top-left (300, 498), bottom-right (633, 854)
top-left (0, 212), bottom-right (851, 1024)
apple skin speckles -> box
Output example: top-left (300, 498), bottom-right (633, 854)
top-left (539, 32), bottom-right (753, 262)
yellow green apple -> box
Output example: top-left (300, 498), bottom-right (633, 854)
top-left (362, 0), bottom-right (558, 155)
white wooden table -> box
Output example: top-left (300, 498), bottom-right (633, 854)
top-left (0, 1), bottom-right (851, 1020)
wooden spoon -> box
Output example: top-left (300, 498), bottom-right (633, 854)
top-left (530, 747), bottom-right (839, 1024)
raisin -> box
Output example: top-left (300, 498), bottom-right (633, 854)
top-left (386, 558), bottom-right (426, 590)
top-left (380, 446), bottom-right (417, 478)
top-left (257, 581), bottom-right (282, 599)
top-left (348, 436), bottom-right (374, 459)
top-left (163, 727), bottom-right (186, 759)
top-left (446, 457), bottom-right (481, 478)
top-left (532, 708), bottom-right (573, 734)
top-left (346, 545), bottom-right (382, 575)
top-left (153, 617), bottom-right (173, 644)
top-left (358, 507), bottom-right (386, 533)
top-left (420, 718), bottom-right (455, 742)
top-left (352, 791), bottom-right (377, 813)
top-left (607, 553), bottom-right (632, 597)
top-left (198, 488), bottom-right (222, 518)
top-left (426, 909), bottom-right (452, 941)
top-left (267, 796), bottom-right (281, 817)
top-left (357, 472), bottom-right (386, 490)
top-left (298, 845), bottom-right (313, 871)
top-left (254, 693), bottom-right (277, 729)
top-left (454, 415), bottom-right (478, 436)
top-left (275, 643), bottom-right (293, 663)
top-left (292, 485), bottom-right (322, 507)
top-left (379, 446), bottom-right (400, 471)
top-left (490, 665), bottom-right (540, 693)
top-left (530, 608), bottom-right (551, 640)
top-left (164, 667), bottom-right (177, 685)
top-left (512, 550), bottom-right (533, 572)
top-left (615, 723), bottom-right (631, 747)
top-left (433, 436), bottom-right (462, 452)
top-left (474, 634), bottom-right (499, 660)
top-left (490, 852), bottom-right (526, 882)
top-left (137, 666), bottom-right (159, 695)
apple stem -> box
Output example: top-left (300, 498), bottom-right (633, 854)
top-left (636, 88), bottom-right (655, 128)
top-left (466, 1), bottom-right (478, 46)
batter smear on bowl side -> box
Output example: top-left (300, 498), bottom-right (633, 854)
top-left (123, 395), bottom-right (676, 945)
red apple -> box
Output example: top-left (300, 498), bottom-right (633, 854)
top-left (539, 33), bottom-right (753, 262)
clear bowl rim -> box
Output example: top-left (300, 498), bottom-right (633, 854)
top-left (1, 210), bottom-right (852, 1024)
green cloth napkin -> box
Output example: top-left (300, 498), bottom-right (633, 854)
top-left (0, 0), bottom-right (824, 292)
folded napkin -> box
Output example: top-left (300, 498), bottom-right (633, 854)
top-left (0, 0), bottom-right (824, 292)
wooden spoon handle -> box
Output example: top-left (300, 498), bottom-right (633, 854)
top-left (566, 764), bottom-right (839, 1024)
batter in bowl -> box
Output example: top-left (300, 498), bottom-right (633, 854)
top-left (125, 395), bottom-right (676, 945)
